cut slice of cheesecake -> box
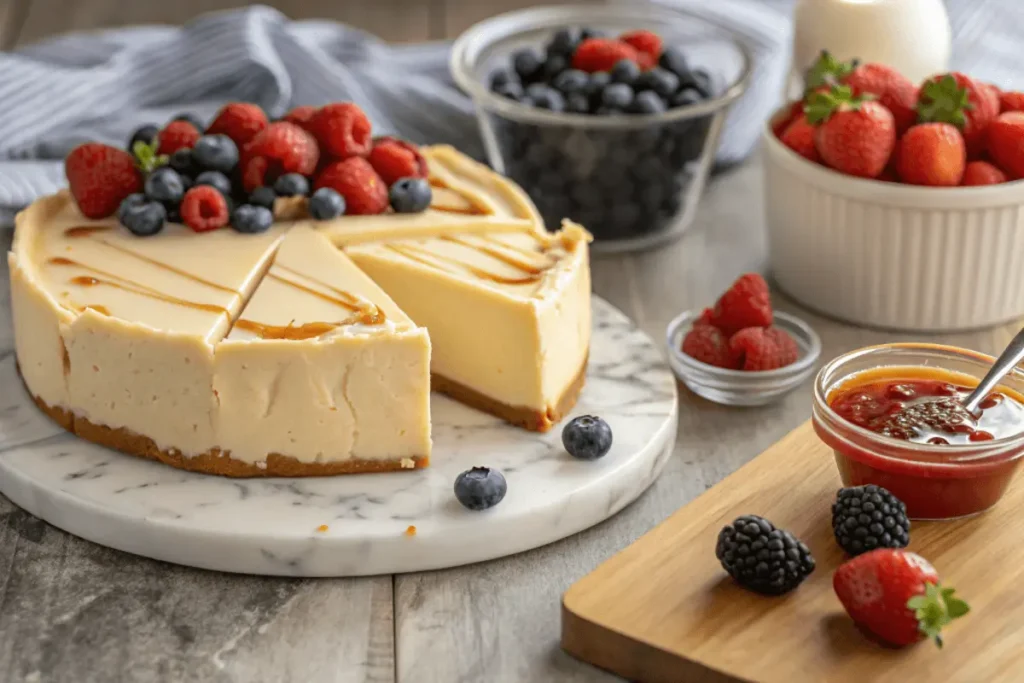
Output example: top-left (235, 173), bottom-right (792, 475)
top-left (345, 221), bottom-right (592, 431)
top-left (213, 225), bottom-right (431, 473)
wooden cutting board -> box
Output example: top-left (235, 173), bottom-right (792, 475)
top-left (561, 422), bottom-right (1024, 683)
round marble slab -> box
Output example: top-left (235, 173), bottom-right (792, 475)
top-left (0, 297), bottom-right (677, 577)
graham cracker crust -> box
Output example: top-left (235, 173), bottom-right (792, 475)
top-left (25, 388), bottom-right (429, 479)
top-left (432, 350), bottom-right (589, 432)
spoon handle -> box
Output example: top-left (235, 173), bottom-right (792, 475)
top-left (963, 328), bottom-right (1024, 414)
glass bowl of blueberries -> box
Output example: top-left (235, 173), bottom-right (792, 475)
top-left (451, 4), bottom-right (751, 252)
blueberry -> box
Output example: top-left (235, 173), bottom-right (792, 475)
top-left (546, 27), bottom-right (579, 58)
top-left (231, 205), bottom-right (274, 234)
top-left (553, 69), bottom-right (589, 95)
top-left (495, 82), bottom-right (524, 101)
top-left (562, 415), bottom-right (613, 460)
top-left (630, 90), bottom-right (667, 115)
top-left (118, 194), bottom-right (166, 237)
top-left (168, 148), bottom-right (196, 176)
top-left (144, 167), bottom-right (185, 205)
top-left (565, 93), bottom-right (591, 114)
top-left (584, 72), bottom-right (611, 100)
top-left (191, 134), bottom-right (239, 174)
top-left (530, 86), bottom-right (565, 112)
top-left (489, 67), bottom-right (517, 90)
top-left (580, 27), bottom-right (606, 40)
top-left (128, 124), bottom-right (159, 152)
top-left (659, 47), bottom-right (690, 79)
top-left (249, 186), bottom-right (277, 210)
top-left (180, 174), bottom-right (193, 191)
top-left (309, 187), bottom-right (346, 220)
top-left (610, 59), bottom-right (641, 85)
top-left (601, 83), bottom-right (634, 110)
top-left (542, 55), bottom-right (568, 82)
top-left (274, 173), bottom-right (310, 197)
top-left (679, 68), bottom-right (713, 98)
top-left (636, 68), bottom-right (680, 98)
top-left (671, 88), bottom-right (704, 109)
top-left (173, 113), bottom-right (206, 131)
top-left (194, 170), bottom-right (232, 198)
top-left (454, 467), bottom-right (507, 511)
top-left (389, 177), bottom-right (433, 213)
top-left (166, 206), bottom-right (182, 224)
top-left (512, 48), bottom-right (543, 82)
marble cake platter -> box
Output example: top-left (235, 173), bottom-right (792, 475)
top-left (0, 297), bottom-right (678, 577)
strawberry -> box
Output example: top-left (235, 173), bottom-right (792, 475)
top-left (833, 549), bottom-right (969, 648)
top-left (896, 123), bottom-right (966, 186)
top-left (681, 325), bottom-right (740, 369)
top-left (64, 143), bottom-right (142, 219)
top-left (729, 326), bottom-right (800, 371)
top-left (961, 160), bottom-right (1007, 186)
top-left (772, 101), bottom-right (804, 138)
top-left (999, 91), bottom-right (1024, 113)
top-left (802, 50), bottom-right (857, 97)
top-left (918, 72), bottom-right (999, 159)
top-left (207, 102), bottom-right (269, 148)
top-left (708, 273), bottom-right (773, 336)
top-left (571, 38), bottom-right (640, 73)
top-left (843, 63), bottom-right (919, 134)
top-left (779, 115), bottom-right (821, 163)
top-left (807, 85), bottom-right (896, 178)
top-left (619, 30), bottom-right (662, 63)
top-left (156, 121), bottom-right (200, 155)
top-left (987, 112), bottom-right (1024, 179)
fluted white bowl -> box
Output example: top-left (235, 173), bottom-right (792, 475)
top-left (762, 113), bottom-right (1024, 332)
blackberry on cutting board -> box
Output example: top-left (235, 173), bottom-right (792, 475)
top-left (715, 515), bottom-right (815, 595)
top-left (832, 485), bottom-right (910, 556)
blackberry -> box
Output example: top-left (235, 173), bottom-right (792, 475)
top-left (832, 485), bottom-right (910, 556)
top-left (715, 515), bottom-right (815, 595)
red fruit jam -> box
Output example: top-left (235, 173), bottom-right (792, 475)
top-left (814, 364), bottom-right (1024, 520)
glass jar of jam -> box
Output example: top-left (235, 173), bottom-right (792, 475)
top-left (812, 343), bottom-right (1024, 520)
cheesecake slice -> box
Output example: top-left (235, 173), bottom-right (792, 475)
top-left (345, 221), bottom-right (592, 431)
top-left (213, 226), bottom-right (431, 474)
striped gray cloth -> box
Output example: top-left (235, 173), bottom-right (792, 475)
top-left (0, 0), bottom-right (1018, 224)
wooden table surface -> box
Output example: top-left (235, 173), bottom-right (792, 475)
top-left (0, 2), bottom-right (1019, 682)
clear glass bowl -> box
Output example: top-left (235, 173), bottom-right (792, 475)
top-left (665, 310), bottom-right (821, 406)
top-left (450, 4), bottom-right (751, 253)
top-left (812, 343), bottom-right (1024, 520)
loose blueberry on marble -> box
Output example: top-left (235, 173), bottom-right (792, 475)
top-left (191, 134), bottom-right (239, 174)
top-left (274, 173), bottom-right (310, 197)
top-left (118, 193), bottom-right (166, 237)
top-left (454, 467), bottom-right (508, 511)
top-left (172, 112), bottom-right (206, 132)
top-left (128, 125), bottom-right (159, 152)
top-left (389, 177), bottom-right (432, 214)
top-left (309, 187), bottom-right (346, 220)
top-left (249, 186), bottom-right (277, 210)
top-left (562, 415), bottom-right (613, 460)
top-left (144, 167), bottom-right (185, 205)
top-left (231, 204), bottom-right (274, 234)
top-left (168, 148), bottom-right (196, 176)
top-left (194, 170), bottom-right (232, 198)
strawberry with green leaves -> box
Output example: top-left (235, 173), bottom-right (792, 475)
top-left (918, 72), bottom-right (999, 158)
top-left (833, 549), bottom-right (969, 648)
top-left (844, 63), bottom-right (919, 135)
top-left (802, 50), bottom-right (858, 96)
top-left (806, 85), bottom-right (896, 178)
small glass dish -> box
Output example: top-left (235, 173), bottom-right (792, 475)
top-left (665, 310), bottom-right (821, 407)
top-left (812, 343), bottom-right (1024, 520)
top-left (450, 4), bottom-right (751, 253)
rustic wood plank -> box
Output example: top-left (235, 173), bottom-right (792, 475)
top-left (0, 0), bottom-right (29, 49)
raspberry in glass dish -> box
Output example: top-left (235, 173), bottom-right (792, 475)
top-left (813, 344), bottom-right (1024, 520)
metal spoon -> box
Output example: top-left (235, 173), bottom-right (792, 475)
top-left (962, 328), bottom-right (1024, 415)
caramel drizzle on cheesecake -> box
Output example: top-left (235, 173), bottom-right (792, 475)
top-left (232, 320), bottom-right (340, 341)
top-left (383, 232), bottom-right (561, 286)
top-left (64, 225), bottom-right (112, 238)
top-left (428, 177), bottom-right (492, 216)
top-left (67, 274), bottom-right (229, 315)
top-left (439, 235), bottom-right (553, 275)
top-left (385, 242), bottom-right (544, 286)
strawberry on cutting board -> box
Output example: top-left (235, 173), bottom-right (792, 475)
top-left (806, 85), bottom-right (896, 178)
top-left (833, 549), bottom-right (969, 648)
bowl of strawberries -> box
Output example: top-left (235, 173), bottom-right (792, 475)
top-left (763, 53), bottom-right (1024, 332)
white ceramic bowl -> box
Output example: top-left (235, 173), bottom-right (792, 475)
top-left (762, 112), bottom-right (1024, 332)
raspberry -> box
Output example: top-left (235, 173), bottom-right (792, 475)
top-left (207, 102), bottom-right (269, 148)
top-left (240, 122), bottom-right (319, 192)
top-left (180, 185), bottom-right (230, 232)
top-left (571, 38), bottom-right (640, 73)
top-left (157, 121), bottom-right (200, 155)
top-left (315, 157), bottom-right (388, 215)
top-left (282, 105), bottom-right (317, 132)
top-left (729, 326), bottom-right (800, 371)
top-left (64, 143), bottom-right (142, 219)
top-left (708, 273), bottom-right (773, 336)
top-left (311, 103), bottom-right (373, 158)
top-left (619, 30), bottom-right (662, 62)
top-left (368, 137), bottom-right (428, 185)
top-left (682, 325), bottom-right (740, 369)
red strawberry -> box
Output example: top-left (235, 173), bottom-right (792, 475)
top-left (896, 123), bottom-right (966, 186)
top-left (311, 102), bottom-right (373, 158)
top-left (64, 143), bottom-right (142, 219)
top-left (999, 91), bottom-right (1024, 113)
top-left (571, 38), bottom-right (640, 73)
top-left (987, 112), bottom-right (1024, 179)
top-left (681, 325), bottom-right (740, 369)
top-left (961, 160), bottom-right (1007, 186)
top-left (180, 185), bottom-right (229, 233)
top-left (802, 50), bottom-right (857, 96)
top-left (708, 273), bottom-right (773, 336)
top-left (156, 121), bottom-right (200, 155)
top-left (807, 85), bottom-right (896, 178)
top-left (619, 30), bottom-right (662, 62)
top-left (779, 115), bottom-right (821, 163)
top-left (772, 101), bottom-right (804, 138)
top-left (918, 72), bottom-right (999, 159)
top-left (729, 326), bottom-right (799, 371)
top-left (368, 137), bottom-right (428, 185)
top-left (207, 103), bottom-right (269, 148)
top-left (696, 307), bottom-right (715, 326)
top-left (315, 157), bottom-right (389, 215)
top-left (843, 63), bottom-right (919, 134)
top-left (833, 549), bottom-right (969, 648)
top-left (241, 121), bottom-right (319, 192)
